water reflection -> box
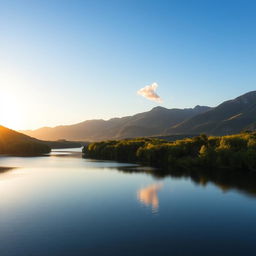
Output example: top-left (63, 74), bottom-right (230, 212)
top-left (0, 150), bottom-right (256, 256)
top-left (115, 166), bottom-right (256, 199)
top-left (137, 183), bottom-right (163, 213)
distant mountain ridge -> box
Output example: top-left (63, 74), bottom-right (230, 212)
top-left (166, 91), bottom-right (256, 135)
top-left (21, 105), bottom-right (211, 141)
top-left (20, 91), bottom-right (256, 141)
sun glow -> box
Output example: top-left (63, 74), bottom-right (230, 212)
top-left (0, 91), bottom-right (23, 130)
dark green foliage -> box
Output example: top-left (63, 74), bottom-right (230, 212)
top-left (84, 138), bottom-right (162, 162)
top-left (84, 133), bottom-right (256, 171)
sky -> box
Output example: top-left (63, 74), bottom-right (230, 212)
top-left (0, 0), bottom-right (256, 130)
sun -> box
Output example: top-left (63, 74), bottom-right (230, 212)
top-left (0, 91), bottom-right (23, 130)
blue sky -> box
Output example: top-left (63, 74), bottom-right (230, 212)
top-left (1, 0), bottom-right (256, 129)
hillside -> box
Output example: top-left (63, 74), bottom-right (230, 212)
top-left (166, 91), bottom-right (256, 135)
top-left (21, 106), bottom-right (211, 141)
top-left (0, 126), bottom-right (50, 155)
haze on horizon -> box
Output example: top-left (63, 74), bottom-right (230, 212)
top-left (1, 0), bottom-right (256, 130)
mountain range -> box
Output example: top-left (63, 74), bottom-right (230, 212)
top-left (21, 91), bottom-right (256, 141)
top-left (21, 105), bottom-right (211, 141)
top-left (166, 90), bottom-right (256, 135)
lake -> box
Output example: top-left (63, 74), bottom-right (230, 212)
top-left (0, 148), bottom-right (256, 256)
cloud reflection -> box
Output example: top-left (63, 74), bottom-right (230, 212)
top-left (137, 183), bottom-right (163, 212)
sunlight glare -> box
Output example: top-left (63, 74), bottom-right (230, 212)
top-left (0, 91), bottom-right (23, 130)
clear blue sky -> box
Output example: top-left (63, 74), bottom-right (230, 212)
top-left (1, 0), bottom-right (256, 129)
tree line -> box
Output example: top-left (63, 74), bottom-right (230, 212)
top-left (83, 132), bottom-right (256, 171)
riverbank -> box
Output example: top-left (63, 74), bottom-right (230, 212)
top-left (83, 133), bottom-right (256, 172)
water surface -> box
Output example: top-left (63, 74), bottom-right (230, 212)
top-left (0, 148), bottom-right (256, 256)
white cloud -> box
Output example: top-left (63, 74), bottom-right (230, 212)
top-left (137, 82), bottom-right (162, 103)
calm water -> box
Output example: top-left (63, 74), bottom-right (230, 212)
top-left (0, 148), bottom-right (256, 256)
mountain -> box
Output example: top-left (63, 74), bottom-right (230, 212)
top-left (21, 106), bottom-right (211, 141)
top-left (20, 91), bottom-right (256, 140)
top-left (0, 125), bottom-right (50, 155)
top-left (166, 91), bottom-right (256, 135)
